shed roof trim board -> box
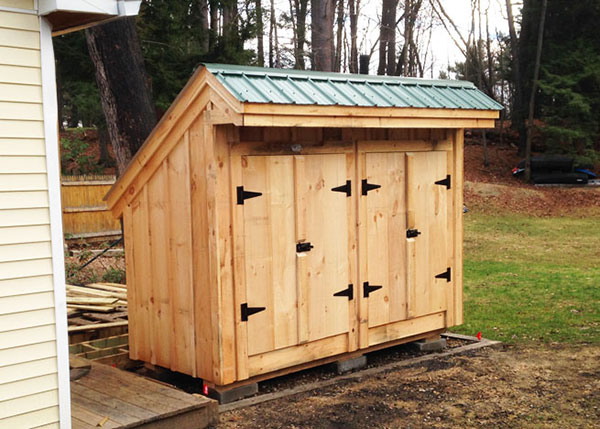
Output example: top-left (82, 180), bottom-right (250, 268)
top-left (204, 63), bottom-right (503, 111)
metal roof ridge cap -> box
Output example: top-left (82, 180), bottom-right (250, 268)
top-left (202, 63), bottom-right (476, 88)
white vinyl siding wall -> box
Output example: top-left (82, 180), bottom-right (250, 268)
top-left (0, 2), bottom-right (61, 428)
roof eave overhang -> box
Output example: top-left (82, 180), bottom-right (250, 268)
top-left (106, 68), bottom-right (243, 217)
top-left (39, 0), bottom-right (142, 36)
top-left (241, 103), bottom-right (499, 129)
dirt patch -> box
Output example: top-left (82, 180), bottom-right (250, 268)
top-left (218, 344), bottom-right (600, 428)
top-left (463, 144), bottom-right (600, 217)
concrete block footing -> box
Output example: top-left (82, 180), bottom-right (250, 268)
top-left (336, 355), bottom-right (367, 374)
top-left (209, 382), bottom-right (258, 404)
top-left (412, 337), bottom-right (447, 352)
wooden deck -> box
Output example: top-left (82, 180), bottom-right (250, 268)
top-left (71, 362), bottom-right (217, 429)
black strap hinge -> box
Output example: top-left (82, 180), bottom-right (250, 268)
top-left (331, 180), bottom-right (351, 197)
top-left (361, 179), bottom-right (381, 195)
top-left (406, 228), bottom-right (421, 238)
top-left (435, 268), bottom-right (451, 282)
top-left (241, 303), bottom-right (266, 321)
top-left (435, 175), bottom-right (451, 189)
top-left (237, 186), bottom-right (262, 205)
top-left (334, 284), bottom-right (353, 300)
top-left (363, 282), bottom-right (383, 298)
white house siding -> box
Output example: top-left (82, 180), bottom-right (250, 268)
top-left (0, 1), bottom-right (61, 428)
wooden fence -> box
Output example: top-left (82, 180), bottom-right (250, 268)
top-left (61, 175), bottom-right (121, 240)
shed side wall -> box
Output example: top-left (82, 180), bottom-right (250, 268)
top-left (0, 7), bottom-right (60, 429)
top-left (124, 94), bottom-right (235, 381)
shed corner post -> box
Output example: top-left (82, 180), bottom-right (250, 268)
top-left (453, 128), bottom-right (465, 326)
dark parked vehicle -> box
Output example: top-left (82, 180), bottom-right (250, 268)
top-left (512, 155), bottom-right (596, 184)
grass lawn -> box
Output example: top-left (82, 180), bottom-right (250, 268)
top-left (452, 211), bottom-right (600, 344)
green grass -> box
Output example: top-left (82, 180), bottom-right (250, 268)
top-left (452, 212), bottom-right (600, 344)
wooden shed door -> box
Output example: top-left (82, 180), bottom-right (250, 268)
top-left (240, 154), bottom-right (352, 357)
top-left (362, 151), bottom-right (449, 337)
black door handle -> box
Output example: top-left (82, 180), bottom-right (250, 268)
top-left (296, 242), bottom-right (314, 252)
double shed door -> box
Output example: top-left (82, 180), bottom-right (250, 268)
top-left (234, 148), bottom-right (450, 376)
top-left (237, 153), bottom-right (356, 362)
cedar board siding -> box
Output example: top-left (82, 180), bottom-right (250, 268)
top-left (0, 5), bottom-right (61, 429)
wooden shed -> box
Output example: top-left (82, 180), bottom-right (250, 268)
top-left (106, 64), bottom-right (502, 389)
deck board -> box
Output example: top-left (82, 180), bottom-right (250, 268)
top-left (71, 362), bottom-right (217, 429)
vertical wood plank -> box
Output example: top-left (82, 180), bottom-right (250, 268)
top-left (214, 125), bottom-right (237, 384)
top-left (167, 134), bottom-right (196, 375)
top-left (346, 151), bottom-right (359, 352)
top-left (444, 131), bottom-right (456, 327)
top-left (189, 118), bottom-right (214, 380)
top-left (297, 154), bottom-right (350, 342)
top-left (242, 155), bottom-right (297, 356)
top-left (356, 147), bottom-right (369, 349)
top-left (294, 156), bottom-right (309, 345)
top-left (123, 205), bottom-right (138, 360)
top-left (131, 187), bottom-right (152, 363)
top-left (453, 130), bottom-right (464, 325)
top-left (147, 163), bottom-right (171, 367)
top-left (203, 121), bottom-right (229, 384)
top-left (406, 238), bottom-right (416, 318)
top-left (230, 152), bottom-right (249, 380)
top-left (364, 152), bottom-right (408, 328)
top-left (405, 151), bottom-right (448, 317)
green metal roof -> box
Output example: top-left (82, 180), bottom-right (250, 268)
top-left (203, 63), bottom-right (503, 111)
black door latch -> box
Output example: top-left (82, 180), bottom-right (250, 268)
top-left (296, 242), bottom-right (314, 252)
top-left (406, 228), bottom-right (421, 238)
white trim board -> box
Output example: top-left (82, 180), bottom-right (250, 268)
top-left (0, 5), bottom-right (38, 14)
top-left (39, 17), bottom-right (71, 429)
top-left (38, 0), bottom-right (141, 16)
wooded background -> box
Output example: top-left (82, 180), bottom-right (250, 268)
top-left (54, 0), bottom-right (600, 175)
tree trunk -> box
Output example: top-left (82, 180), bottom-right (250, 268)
top-left (269, 0), bottom-right (281, 67)
top-left (396, 0), bottom-right (421, 76)
top-left (348, 0), bottom-right (359, 73)
top-left (256, 0), bottom-right (265, 66)
top-left (386, 0), bottom-right (397, 75)
top-left (290, 0), bottom-right (309, 69)
top-left (86, 17), bottom-right (157, 176)
top-left (209, 0), bottom-right (219, 51)
top-left (223, 0), bottom-right (240, 52)
top-left (311, 0), bottom-right (336, 71)
top-left (525, 0), bottom-right (548, 182)
top-left (377, 0), bottom-right (396, 75)
top-left (199, 0), bottom-right (210, 53)
top-left (98, 126), bottom-right (110, 167)
top-left (505, 0), bottom-right (523, 151)
top-left (476, 0), bottom-right (489, 166)
top-left (334, 0), bottom-right (344, 72)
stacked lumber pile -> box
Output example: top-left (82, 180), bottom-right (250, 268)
top-left (67, 282), bottom-right (128, 334)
